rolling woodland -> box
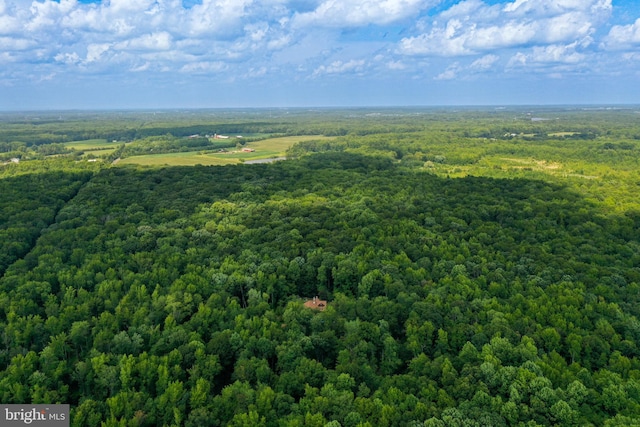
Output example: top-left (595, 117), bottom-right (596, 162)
top-left (1, 107), bottom-right (640, 426)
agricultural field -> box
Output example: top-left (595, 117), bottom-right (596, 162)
top-left (63, 139), bottom-right (113, 150)
top-left (116, 151), bottom-right (240, 166)
top-left (63, 139), bottom-right (121, 158)
top-left (117, 135), bottom-right (334, 166)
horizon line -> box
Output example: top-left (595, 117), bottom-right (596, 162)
top-left (1, 103), bottom-right (640, 114)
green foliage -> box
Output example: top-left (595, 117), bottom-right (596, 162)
top-left (0, 170), bottom-right (93, 275)
top-left (1, 108), bottom-right (640, 425)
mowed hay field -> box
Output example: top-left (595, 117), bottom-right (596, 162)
top-left (117, 135), bottom-right (334, 166)
top-left (64, 139), bottom-right (120, 156)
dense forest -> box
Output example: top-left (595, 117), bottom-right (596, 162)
top-left (1, 107), bottom-right (640, 426)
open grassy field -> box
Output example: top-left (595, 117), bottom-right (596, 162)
top-left (250, 135), bottom-right (331, 151)
top-left (117, 135), bottom-right (334, 166)
top-left (63, 139), bottom-right (121, 157)
top-left (548, 131), bottom-right (581, 137)
top-left (86, 148), bottom-right (118, 157)
top-left (63, 139), bottom-right (116, 150)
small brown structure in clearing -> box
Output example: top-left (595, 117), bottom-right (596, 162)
top-left (304, 296), bottom-right (327, 311)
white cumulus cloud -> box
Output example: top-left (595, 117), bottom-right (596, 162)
top-left (54, 51), bottom-right (82, 65)
top-left (529, 43), bottom-right (585, 63)
top-left (0, 37), bottom-right (33, 51)
top-left (293, 0), bottom-right (437, 28)
top-left (180, 60), bottom-right (228, 73)
top-left (507, 42), bottom-right (586, 68)
top-left (400, 0), bottom-right (611, 56)
top-left (117, 32), bottom-right (173, 52)
top-left (313, 59), bottom-right (366, 76)
top-left (470, 54), bottom-right (499, 70)
top-left (434, 62), bottom-right (462, 80)
top-left (0, 0), bottom-right (638, 99)
top-left (186, 0), bottom-right (252, 36)
top-left (86, 43), bottom-right (111, 63)
top-left (387, 60), bottom-right (406, 70)
top-left (604, 18), bottom-right (640, 48)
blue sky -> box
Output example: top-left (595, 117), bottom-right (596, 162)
top-left (1, 0), bottom-right (640, 109)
